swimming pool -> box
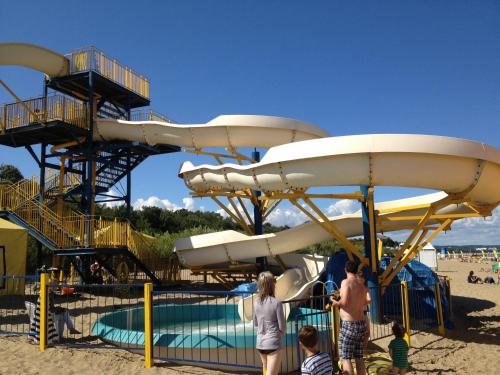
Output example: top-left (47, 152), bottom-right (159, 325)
top-left (92, 303), bottom-right (331, 372)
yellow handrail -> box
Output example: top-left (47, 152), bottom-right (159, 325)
top-left (1, 94), bottom-right (87, 131)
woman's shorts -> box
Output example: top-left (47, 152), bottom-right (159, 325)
top-left (258, 348), bottom-right (279, 355)
top-left (339, 320), bottom-right (367, 359)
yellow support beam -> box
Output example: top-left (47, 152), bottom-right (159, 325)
top-left (236, 195), bottom-right (254, 228)
top-left (382, 219), bottom-right (452, 287)
top-left (381, 229), bottom-right (428, 287)
top-left (300, 197), bottom-right (368, 265)
top-left (381, 206), bottom-right (434, 281)
top-left (380, 212), bottom-right (484, 221)
top-left (331, 304), bottom-right (341, 362)
top-left (367, 187), bottom-right (377, 273)
top-left (144, 282), bottom-right (154, 368)
top-left (400, 281), bottom-right (411, 347)
top-left (377, 238), bottom-right (383, 261)
top-left (227, 196), bottom-right (253, 234)
top-left (39, 273), bottom-right (48, 352)
top-left (211, 195), bottom-right (253, 235)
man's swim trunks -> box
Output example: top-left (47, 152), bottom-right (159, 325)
top-left (339, 320), bottom-right (367, 359)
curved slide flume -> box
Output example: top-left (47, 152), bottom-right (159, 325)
top-left (0, 43), bottom-right (69, 77)
top-left (174, 192), bottom-right (477, 267)
top-left (179, 134), bottom-right (500, 206)
top-left (95, 115), bottom-right (329, 148)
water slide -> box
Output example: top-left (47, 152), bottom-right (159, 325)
top-left (176, 134), bottom-right (500, 314)
top-left (4, 43), bottom-right (500, 313)
top-left (0, 43), bottom-right (329, 147)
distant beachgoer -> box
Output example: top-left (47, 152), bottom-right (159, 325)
top-left (388, 323), bottom-right (409, 375)
top-left (299, 325), bottom-right (333, 375)
top-left (330, 261), bottom-right (370, 375)
top-left (467, 271), bottom-right (483, 284)
top-left (253, 271), bottom-right (286, 375)
top-left (483, 275), bottom-right (495, 284)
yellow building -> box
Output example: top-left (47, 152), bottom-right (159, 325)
top-left (0, 218), bottom-right (28, 295)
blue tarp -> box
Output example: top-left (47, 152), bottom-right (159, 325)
top-left (230, 281), bottom-right (257, 297)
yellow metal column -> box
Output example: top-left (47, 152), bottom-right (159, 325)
top-left (331, 305), bottom-right (341, 363)
top-left (39, 273), bottom-right (48, 352)
top-left (434, 282), bottom-right (445, 335)
top-left (400, 281), bottom-right (411, 347)
top-left (144, 282), bottom-right (154, 368)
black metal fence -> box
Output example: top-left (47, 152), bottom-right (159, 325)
top-left (0, 275), bottom-right (39, 335)
top-left (0, 275), bottom-right (450, 373)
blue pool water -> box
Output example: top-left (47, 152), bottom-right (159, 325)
top-left (92, 303), bottom-right (330, 349)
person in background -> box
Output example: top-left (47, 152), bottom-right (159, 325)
top-left (299, 325), bottom-right (333, 375)
top-left (483, 274), bottom-right (495, 284)
top-left (253, 271), bottom-right (286, 375)
top-left (388, 323), bottom-right (409, 374)
top-left (467, 270), bottom-right (483, 284)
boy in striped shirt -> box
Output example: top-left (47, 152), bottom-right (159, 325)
top-left (299, 326), bottom-right (333, 375)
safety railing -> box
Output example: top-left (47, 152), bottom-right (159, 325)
top-left (0, 275), bottom-right (40, 335)
top-left (68, 47), bottom-right (150, 100)
top-left (0, 94), bottom-right (87, 131)
top-left (130, 110), bottom-right (175, 123)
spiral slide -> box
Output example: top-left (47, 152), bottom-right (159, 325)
top-left (176, 134), bottom-right (500, 310)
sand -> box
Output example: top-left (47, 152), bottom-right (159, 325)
top-left (0, 259), bottom-right (498, 374)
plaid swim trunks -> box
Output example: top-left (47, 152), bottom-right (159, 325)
top-left (339, 320), bottom-right (367, 359)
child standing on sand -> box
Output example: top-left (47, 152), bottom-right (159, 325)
top-left (388, 323), bottom-right (408, 375)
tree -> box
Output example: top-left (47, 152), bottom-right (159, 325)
top-left (0, 164), bottom-right (24, 183)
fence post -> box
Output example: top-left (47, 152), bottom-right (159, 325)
top-left (434, 282), bottom-right (445, 335)
top-left (39, 273), bottom-right (48, 352)
top-left (400, 281), bottom-right (411, 347)
top-left (144, 282), bottom-right (154, 368)
top-left (70, 263), bottom-right (75, 285)
top-left (444, 276), bottom-right (452, 318)
top-left (331, 304), bottom-right (340, 363)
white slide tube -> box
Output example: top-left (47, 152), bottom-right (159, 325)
top-left (179, 134), bottom-right (500, 206)
top-left (0, 43), bottom-right (69, 77)
top-left (174, 192), bottom-right (476, 267)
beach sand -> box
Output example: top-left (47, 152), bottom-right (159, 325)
top-left (0, 259), bottom-right (498, 374)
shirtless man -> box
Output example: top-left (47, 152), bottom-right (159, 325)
top-left (330, 261), bottom-right (371, 375)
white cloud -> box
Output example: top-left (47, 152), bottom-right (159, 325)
top-left (182, 197), bottom-right (196, 211)
top-left (266, 207), bottom-right (308, 227)
top-left (327, 199), bottom-right (359, 216)
top-left (132, 196), bottom-right (198, 211)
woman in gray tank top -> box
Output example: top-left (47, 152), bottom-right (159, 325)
top-left (253, 271), bottom-right (286, 375)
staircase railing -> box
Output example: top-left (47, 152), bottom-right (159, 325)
top-left (0, 178), bottom-right (135, 249)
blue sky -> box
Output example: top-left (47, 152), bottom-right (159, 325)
top-left (1, 1), bottom-right (500, 244)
